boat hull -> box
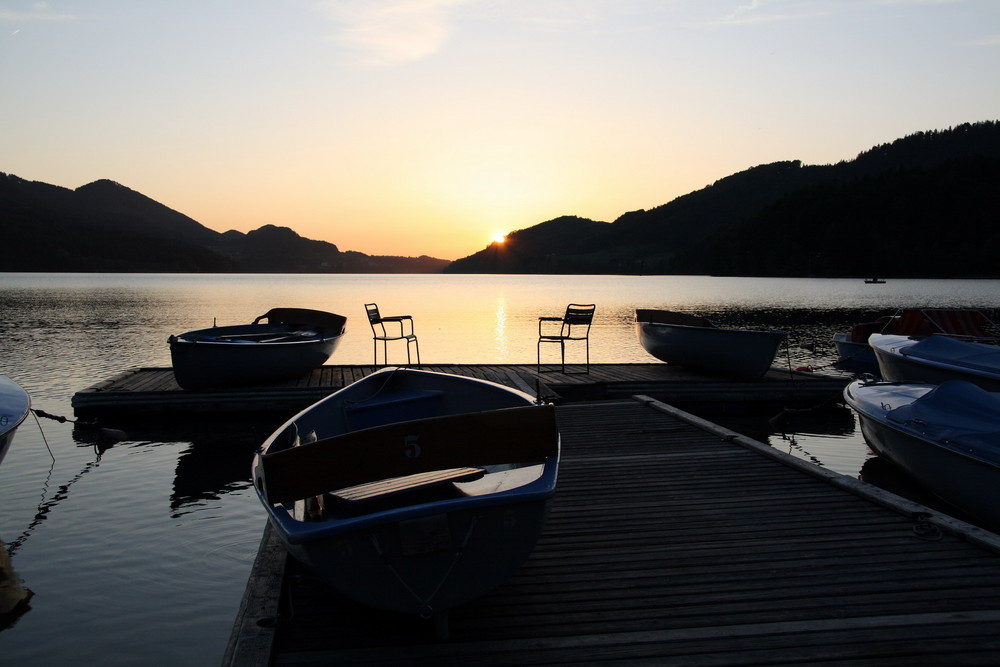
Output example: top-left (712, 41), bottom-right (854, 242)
top-left (253, 367), bottom-right (560, 620)
top-left (0, 375), bottom-right (30, 466)
top-left (169, 311), bottom-right (346, 389)
top-left (832, 332), bottom-right (877, 366)
top-left (870, 334), bottom-right (1000, 391)
top-left (635, 311), bottom-right (785, 380)
top-left (844, 379), bottom-right (1000, 528)
top-left (281, 493), bottom-right (550, 616)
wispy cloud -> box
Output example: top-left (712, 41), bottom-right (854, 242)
top-left (318, 0), bottom-right (473, 67)
top-left (876, 0), bottom-right (964, 5)
top-left (0, 2), bottom-right (77, 22)
top-left (971, 33), bottom-right (1000, 46)
top-left (717, 0), bottom-right (831, 26)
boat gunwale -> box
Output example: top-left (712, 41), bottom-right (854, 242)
top-left (253, 366), bottom-right (560, 544)
top-left (872, 334), bottom-right (1000, 380)
top-left (845, 380), bottom-right (1000, 468)
top-left (258, 456), bottom-right (559, 544)
top-left (0, 375), bottom-right (31, 439)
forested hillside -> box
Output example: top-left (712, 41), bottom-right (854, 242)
top-left (446, 121), bottom-right (1000, 277)
top-left (1, 176), bottom-right (448, 273)
top-left (4, 121), bottom-right (997, 276)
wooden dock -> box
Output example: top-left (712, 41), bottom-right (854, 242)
top-left (224, 396), bottom-right (1000, 665)
top-left (72, 363), bottom-right (847, 419)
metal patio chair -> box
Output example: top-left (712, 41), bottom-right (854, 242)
top-left (365, 303), bottom-right (420, 366)
top-left (537, 303), bottom-right (595, 374)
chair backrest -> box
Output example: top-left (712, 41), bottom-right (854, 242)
top-left (562, 304), bottom-right (595, 336)
top-left (365, 303), bottom-right (385, 335)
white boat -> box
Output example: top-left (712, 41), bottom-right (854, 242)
top-left (169, 307), bottom-right (347, 390)
top-left (0, 375), bottom-right (30, 466)
top-left (634, 309), bottom-right (785, 380)
top-left (252, 367), bottom-right (560, 635)
top-left (832, 331), bottom-right (878, 367)
top-left (835, 309), bottom-right (996, 372)
top-left (832, 315), bottom-right (895, 367)
top-left (844, 378), bottom-right (1000, 528)
top-left (870, 334), bottom-right (1000, 391)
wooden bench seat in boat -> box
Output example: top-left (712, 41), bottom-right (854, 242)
top-left (320, 467), bottom-right (486, 517)
top-left (259, 405), bottom-right (559, 506)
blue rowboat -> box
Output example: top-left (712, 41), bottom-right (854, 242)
top-left (252, 367), bottom-right (560, 636)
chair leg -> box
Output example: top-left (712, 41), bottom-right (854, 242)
top-left (560, 339), bottom-right (591, 374)
top-left (538, 340), bottom-right (554, 373)
top-left (538, 340), bottom-right (566, 374)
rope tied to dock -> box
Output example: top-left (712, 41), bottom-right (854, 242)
top-left (32, 408), bottom-right (107, 427)
top-left (31, 408), bottom-right (128, 446)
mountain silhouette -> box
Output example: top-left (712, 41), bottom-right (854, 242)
top-left (4, 120), bottom-right (998, 276)
top-left (1, 176), bottom-right (448, 273)
top-left (447, 120), bottom-right (1000, 277)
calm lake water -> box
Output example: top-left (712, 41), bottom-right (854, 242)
top-left (1, 273), bottom-right (998, 665)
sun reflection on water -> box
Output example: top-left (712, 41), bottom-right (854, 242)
top-left (493, 295), bottom-right (508, 360)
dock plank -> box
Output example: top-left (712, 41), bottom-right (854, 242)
top-left (73, 363), bottom-right (847, 420)
top-left (226, 397), bottom-right (1000, 665)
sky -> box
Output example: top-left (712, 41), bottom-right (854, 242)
top-left (1, 1), bottom-right (998, 260)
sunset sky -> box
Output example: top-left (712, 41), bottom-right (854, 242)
top-left (2, 1), bottom-right (997, 260)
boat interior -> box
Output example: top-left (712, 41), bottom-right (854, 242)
top-left (258, 405), bottom-right (559, 514)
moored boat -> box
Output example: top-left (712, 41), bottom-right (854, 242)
top-left (834, 308), bottom-right (997, 372)
top-left (634, 309), bottom-right (785, 380)
top-left (0, 375), bottom-right (30, 466)
top-left (844, 378), bottom-right (1000, 528)
top-left (870, 334), bottom-right (1000, 391)
top-left (832, 315), bottom-right (894, 368)
top-left (168, 307), bottom-right (347, 390)
top-left (251, 367), bottom-right (560, 635)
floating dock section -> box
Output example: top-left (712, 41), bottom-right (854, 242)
top-left (225, 396), bottom-right (1000, 665)
top-left (73, 363), bottom-right (848, 419)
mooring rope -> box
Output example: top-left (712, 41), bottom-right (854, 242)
top-left (31, 408), bottom-right (97, 427)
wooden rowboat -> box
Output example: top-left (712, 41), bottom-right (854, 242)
top-left (635, 309), bottom-right (785, 380)
top-left (252, 367), bottom-right (560, 636)
top-left (168, 307), bottom-right (347, 390)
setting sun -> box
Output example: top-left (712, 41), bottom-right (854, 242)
top-left (492, 233), bottom-right (507, 244)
